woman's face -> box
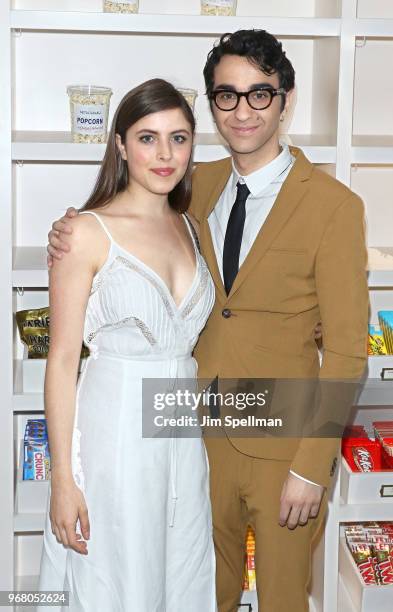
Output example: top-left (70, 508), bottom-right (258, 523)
top-left (116, 107), bottom-right (193, 197)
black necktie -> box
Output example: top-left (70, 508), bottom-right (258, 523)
top-left (223, 181), bottom-right (250, 295)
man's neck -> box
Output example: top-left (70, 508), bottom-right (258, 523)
top-left (231, 137), bottom-right (282, 176)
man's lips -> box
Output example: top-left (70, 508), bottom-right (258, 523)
top-left (151, 168), bottom-right (175, 177)
top-left (230, 125), bottom-right (260, 135)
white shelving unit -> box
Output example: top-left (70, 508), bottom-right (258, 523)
top-left (1, 1), bottom-right (393, 610)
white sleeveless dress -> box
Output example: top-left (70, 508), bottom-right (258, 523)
top-left (38, 211), bottom-right (217, 612)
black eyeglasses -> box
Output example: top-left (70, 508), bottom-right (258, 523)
top-left (208, 87), bottom-right (286, 111)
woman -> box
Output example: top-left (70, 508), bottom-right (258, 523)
top-left (38, 79), bottom-right (217, 611)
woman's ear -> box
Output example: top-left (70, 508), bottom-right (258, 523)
top-left (115, 133), bottom-right (127, 161)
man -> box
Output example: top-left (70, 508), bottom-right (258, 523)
top-left (48, 30), bottom-right (368, 612)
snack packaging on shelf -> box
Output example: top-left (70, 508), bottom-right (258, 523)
top-left (344, 523), bottom-right (393, 586)
top-left (16, 307), bottom-right (89, 359)
top-left (177, 88), bottom-right (198, 112)
top-left (368, 324), bottom-right (388, 355)
top-left (16, 308), bottom-right (50, 358)
top-left (374, 543), bottom-right (393, 585)
top-left (103, 0), bottom-right (139, 12)
top-left (67, 85), bottom-right (113, 144)
top-left (23, 419), bottom-right (50, 481)
top-left (201, 0), bottom-right (237, 16)
top-left (242, 526), bottom-right (256, 591)
top-left (373, 421), bottom-right (393, 469)
top-left (349, 543), bottom-right (378, 584)
top-left (377, 311), bottom-right (393, 353)
top-left (341, 426), bottom-right (382, 472)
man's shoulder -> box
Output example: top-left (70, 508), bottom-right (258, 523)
top-left (189, 157), bottom-right (232, 219)
top-left (308, 164), bottom-right (363, 212)
top-left (192, 157), bottom-right (232, 182)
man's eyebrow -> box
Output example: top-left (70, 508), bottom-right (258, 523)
top-left (214, 82), bottom-right (274, 91)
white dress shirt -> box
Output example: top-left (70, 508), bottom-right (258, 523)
top-left (208, 142), bottom-right (321, 488)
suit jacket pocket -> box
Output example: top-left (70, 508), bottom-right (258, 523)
top-left (267, 247), bottom-right (308, 254)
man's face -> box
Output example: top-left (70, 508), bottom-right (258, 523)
top-left (210, 54), bottom-right (292, 157)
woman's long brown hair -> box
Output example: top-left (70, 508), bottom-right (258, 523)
top-left (80, 78), bottom-right (196, 213)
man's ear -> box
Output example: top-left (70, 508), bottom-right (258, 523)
top-left (283, 88), bottom-right (295, 114)
top-left (115, 133), bottom-right (127, 161)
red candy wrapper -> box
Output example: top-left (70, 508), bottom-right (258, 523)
top-left (342, 436), bottom-right (382, 472)
top-left (374, 543), bottom-right (393, 585)
top-left (373, 421), bottom-right (393, 469)
top-left (350, 543), bottom-right (378, 584)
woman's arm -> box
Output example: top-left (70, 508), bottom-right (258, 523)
top-left (45, 214), bottom-right (99, 554)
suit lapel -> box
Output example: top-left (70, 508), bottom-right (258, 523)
top-left (200, 158), bottom-right (232, 301)
top-left (227, 147), bottom-right (313, 300)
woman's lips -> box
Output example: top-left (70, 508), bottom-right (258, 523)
top-left (151, 168), bottom-right (175, 176)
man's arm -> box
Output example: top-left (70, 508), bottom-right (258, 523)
top-left (289, 192), bottom-right (369, 485)
top-left (279, 192), bottom-right (368, 528)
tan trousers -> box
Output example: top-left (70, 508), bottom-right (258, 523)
top-left (204, 436), bottom-right (328, 612)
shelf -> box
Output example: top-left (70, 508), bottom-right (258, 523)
top-left (12, 247), bottom-right (48, 287)
top-left (339, 537), bottom-right (393, 612)
top-left (355, 19), bottom-right (393, 37)
top-left (13, 360), bottom-right (44, 413)
top-left (338, 501), bottom-right (393, 522)
top-left (15, 574), bottom-right (39, 591)
top-left (357, 379), bottom-right (393, 406)
top-left (352, 137), bottom-right (393, 164)
top-left (338, 575), bottom-right (357, 612)
top-left (240, 589), bottom-right (258, 609)
top-left (9, 11), bottom-right (341, 36)
top-left (367, 247), bottom-right (393, 288)
top-left (368, 270), bottom-right (393, 287)
top-left (14, 512), bottom-right (45, 533)
top-left (340, 457), bottom-right (393, 506)
top-left (11, 131), bottom-right (336, 164)
top-left (14, 575), bottom-right (39, 612)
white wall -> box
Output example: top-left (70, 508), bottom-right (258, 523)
top-left (353, 40), bottom-right (393, 136)
top-left (357, 0), bottom-right (393, 18)
top-left (13, 0), bottom-right (316, 16)
top-left (13, 0), bottom-right (327, 247)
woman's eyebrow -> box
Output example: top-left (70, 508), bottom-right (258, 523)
top-left (135, 128), bottom-right (191, 135)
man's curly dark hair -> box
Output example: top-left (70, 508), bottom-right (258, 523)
top-left (203, 29), bottom-right (295, 111)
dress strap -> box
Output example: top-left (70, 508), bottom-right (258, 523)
top-left (79, 210), bottom-right (114, 243)
top-left (183, 212), bottom-right (201, 253)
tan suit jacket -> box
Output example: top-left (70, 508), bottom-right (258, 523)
top-left (189, 146), bottom-right (369, 488)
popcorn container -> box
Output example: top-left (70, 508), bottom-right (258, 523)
top-left (103, 0), bottom-right (139, 12)
top-left (178, 88), bottom-right (198, 112)
top-left (201, 0), bottom-right (237, 16)
top-left (67, 85), bottom-right (113, 144)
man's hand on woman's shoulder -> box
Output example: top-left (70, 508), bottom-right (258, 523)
top-left (47, 206), bottom-right (79, 267)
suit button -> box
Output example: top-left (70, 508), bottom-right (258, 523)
top-left (222, 308), bottom-right (232, 319)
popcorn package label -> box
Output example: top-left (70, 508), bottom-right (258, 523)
top-left (73, 104), bottom-right (107, 135)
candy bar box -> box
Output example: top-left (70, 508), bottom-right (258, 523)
top-left (339, 524), bottom-right (393, 612)
top-left (341, 425), bottom-right (393, 504)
